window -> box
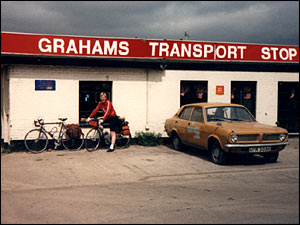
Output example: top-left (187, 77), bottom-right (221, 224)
top-left (179, 107), bottom-right (193, 120)
top-left (206, 106), bottom-right (255, 122)
top-left (191, 107), bottom-right (204, 123)
top-left (180, 81), bottom-right (208, 106)
top-left (79, 81), bottom-right (112, 126)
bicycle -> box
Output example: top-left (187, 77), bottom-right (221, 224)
top-left (84, 117), bottom-right (131, 152)
top-left (24, 118), bottom-right (85, 153)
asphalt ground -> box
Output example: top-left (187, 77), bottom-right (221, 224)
top-left (1, 138), bottom-right (299, 224)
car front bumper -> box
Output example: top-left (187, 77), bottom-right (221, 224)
top-left (225, 142), bottom-right (289, 148)
top-left (225, 142), bottom-right (289, 154)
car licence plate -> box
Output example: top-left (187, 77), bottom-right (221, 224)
top-left (249, 146), bottom-right (272, 153)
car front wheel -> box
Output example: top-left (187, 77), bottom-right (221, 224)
top-left (210, 142), bottom-right (227, 165)
top-left (263, 152), bottom-right (279, 163)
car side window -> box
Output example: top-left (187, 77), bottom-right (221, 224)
top-left (191, 107), bottom-right (204, 123)
top-left (179, 107), bottom-right (193, 120)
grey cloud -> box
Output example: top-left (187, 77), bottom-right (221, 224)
top-left (1, 1), bottom-right (299, 45)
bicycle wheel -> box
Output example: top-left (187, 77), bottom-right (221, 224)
top-left (116, 132), bottom-right (131, 148)
top-left (85, 128), bottom-right (102, 152)
top-left (62, 129), bottom-right (85, 151)
top-left (24, 129), bottom-right (48, 153)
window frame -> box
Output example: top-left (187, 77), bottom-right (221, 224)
top-left (180, 80), bottom-right (208, 107)
top-left (190, 106), bottom-right (204, 123)
top-left (178, 106), bottom-right (193, 121)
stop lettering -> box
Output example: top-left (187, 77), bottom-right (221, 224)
top-left (261, 47), bottom-right (298, 61)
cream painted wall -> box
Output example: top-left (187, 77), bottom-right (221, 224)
top-left (6, 64), bottom-right (299, 140)
top-left (148, 70), bottom-right (299, 135)
top-left (8, 65), bottom-right (149, 140)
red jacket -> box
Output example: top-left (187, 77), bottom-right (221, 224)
top-left (89, 100), bottom-right (116, 121)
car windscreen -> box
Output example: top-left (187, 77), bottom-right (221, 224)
top-left (206, 106), bottom-right (256, 122)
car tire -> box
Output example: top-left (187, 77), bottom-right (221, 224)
top-left (172, 133), bottom-right (182, 151)
top-left (263, 152), bottom-right (279, 163)
top-left (210, 142), bottom-right (226, 165)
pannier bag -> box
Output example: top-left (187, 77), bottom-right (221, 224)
top-left (121, 125), bottom-right (130, 136)
top-left (117, 116), bottom-right (125, 128)
top-left (66, 124), bottom-right (82, 139)
top-left (89, 121), bottom-right (98, 127)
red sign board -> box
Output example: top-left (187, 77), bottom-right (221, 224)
top-left (216, 86), bottom-right (225, 95)
top-left (1, 32), bottom-right (299, 63)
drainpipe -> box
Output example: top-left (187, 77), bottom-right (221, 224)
top-left (1, 65), bottom-right (11, 147)
top-left (145, 69), bottom-right (150, 131)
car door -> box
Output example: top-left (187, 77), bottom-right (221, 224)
top-left (176, 106), bottom-right (193, 143)
top-left (187, 107), bottom-right (206, 147)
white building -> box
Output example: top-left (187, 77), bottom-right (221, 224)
top-left (1, 32), bottom-right (299, 148)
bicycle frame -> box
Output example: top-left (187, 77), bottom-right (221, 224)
top-left (85, 117), bottom-right (131, 151)
top-left (25, 118), bottom-right (84, 153)
top-left (35, 120), bottom-right (67, 148)
top-left (89, 120), bottom-right (105, 141)
top-left (92, 117), bottom-right (129, 141)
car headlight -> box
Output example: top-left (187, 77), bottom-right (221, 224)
top-left (279, 133), bottom-right (286, 142)
top-left (230, 134), bottom-right (238, 143)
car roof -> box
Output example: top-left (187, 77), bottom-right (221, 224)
top-left (182, 102), bottom-right (245, 108)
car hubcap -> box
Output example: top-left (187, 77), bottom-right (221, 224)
top-left (212, 148), bottom-right (220, 161)
top-left (173, 137), bottom-right (179, 148)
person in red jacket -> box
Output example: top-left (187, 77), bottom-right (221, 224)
top-left (86, 92), bottom-right (117, 152)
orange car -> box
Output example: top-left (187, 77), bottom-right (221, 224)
top-left (165, 103), bottom-right (289, 164)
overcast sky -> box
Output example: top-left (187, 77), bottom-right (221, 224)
top-left (1, 1), bottom-right (299, 45)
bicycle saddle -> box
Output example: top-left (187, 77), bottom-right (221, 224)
top-left (58, 118), bottom-right (68, 121)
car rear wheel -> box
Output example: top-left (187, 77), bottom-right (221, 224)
top-left (172, 133), bottom-right (182, 150)
top-left (210, 142), bottom-right (226, 165)
top-left (263, 152), bottom-right (279, 163)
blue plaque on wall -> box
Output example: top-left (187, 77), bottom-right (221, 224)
top-left (35, 80), bottom-right (56, 91)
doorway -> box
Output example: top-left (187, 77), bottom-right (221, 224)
top-left (278, 82), bottom-right (299, 132)
top-left (231, 81), bottom-right (257, 117)
top-left (79, 81), bottom-right (112, 126)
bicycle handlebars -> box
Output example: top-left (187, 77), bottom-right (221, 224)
top-left (34, 119), bottom-right (44, 127)
top-left (34, 118), bottom-right (68, 127)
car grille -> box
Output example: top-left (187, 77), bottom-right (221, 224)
top-left (237, 135), bottom-right (258, 141)
top-left (262, 134), bottom-right (280, 141)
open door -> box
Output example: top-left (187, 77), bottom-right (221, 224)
top-left (278, 82), bottom-right (299, 132)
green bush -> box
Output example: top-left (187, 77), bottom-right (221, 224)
top-left (135, 131), bottom-right (162, 146)
top-left (1, 148), bottom-right (11, 154)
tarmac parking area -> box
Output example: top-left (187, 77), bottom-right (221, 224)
top-left (1, 138), bottom-right (299, 224)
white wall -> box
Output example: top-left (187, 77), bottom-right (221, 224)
top-left (8, 65), bottom-right (149, 140)
top-left (147, 70), bottom-right (299, 135)
top-left (7, 64), bottom-right (299, 140)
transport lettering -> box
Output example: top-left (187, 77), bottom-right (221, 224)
top-left (148, 42), bottom-right (247, 60)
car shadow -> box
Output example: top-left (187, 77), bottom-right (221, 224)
top-left (163, 143), bottom-right (268, 166)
